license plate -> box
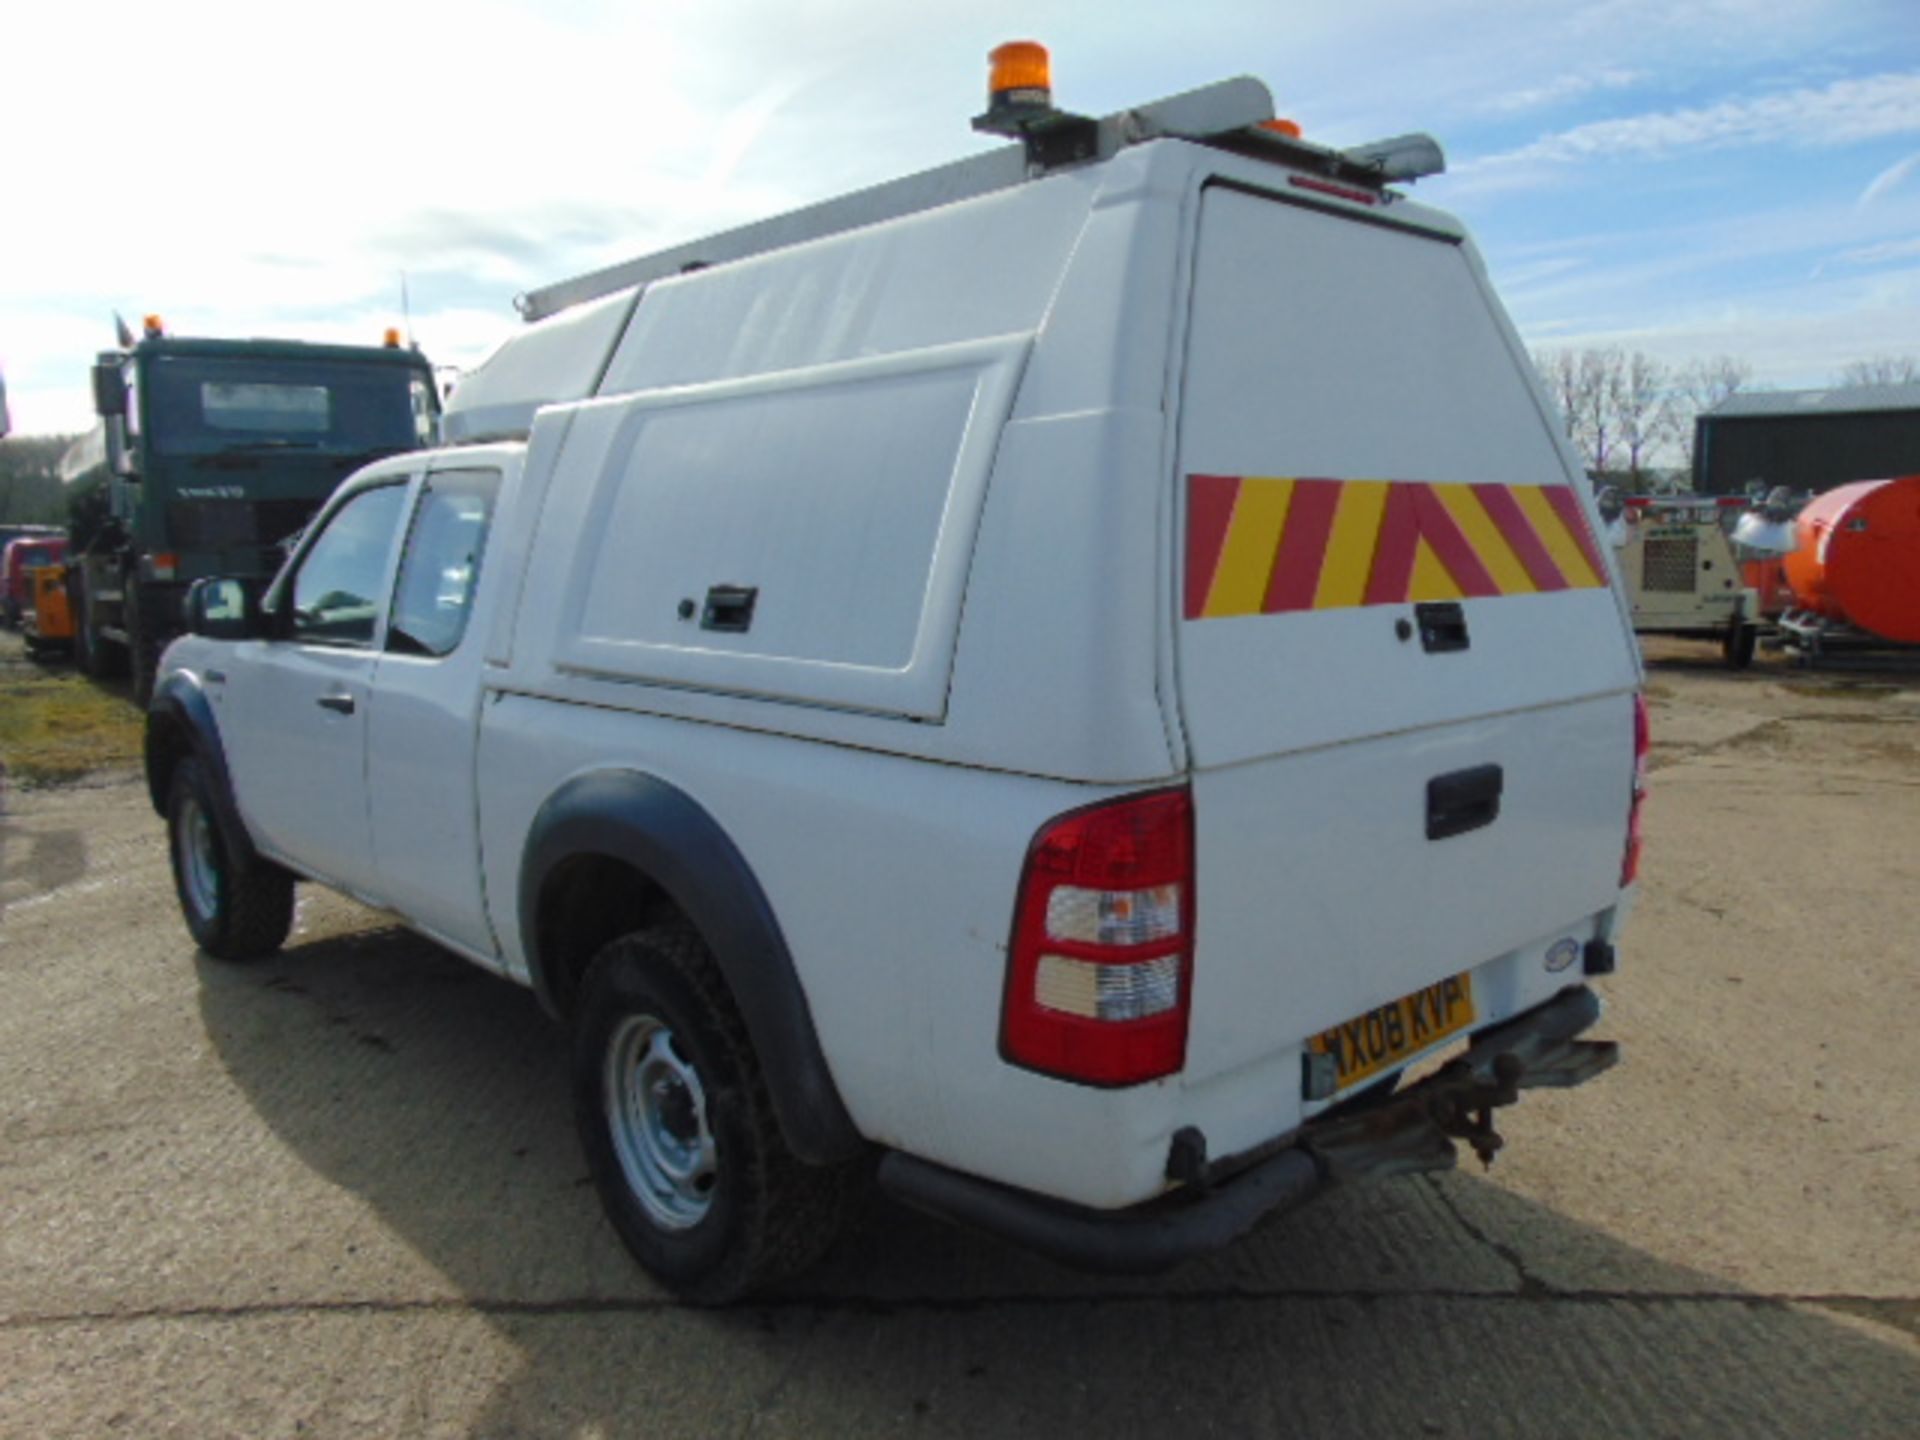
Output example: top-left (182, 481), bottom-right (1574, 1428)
top-left (1309, 973), bottom-right (1476, 1092)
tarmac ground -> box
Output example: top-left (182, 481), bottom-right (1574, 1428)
top-left (2, 631), bottom-right (1917, 1437)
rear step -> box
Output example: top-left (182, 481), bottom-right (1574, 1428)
top-left (878, 986), bottom-right (1616, 1273)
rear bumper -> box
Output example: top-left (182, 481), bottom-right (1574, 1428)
top-left (876, 985), bottom-right (1616, 1274)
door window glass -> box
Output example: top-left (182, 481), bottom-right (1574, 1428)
top-left (388, 471), bottom-right (499, 658)
top-left (290, 484), bottom-right (408, 645)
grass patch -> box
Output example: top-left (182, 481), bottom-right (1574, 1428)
top-left (0, 656), bottom-right (143, 786)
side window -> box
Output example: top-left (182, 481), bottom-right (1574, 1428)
top-left (289, 484), bottom-right (409, 646)
top-left (387, 470), bottom-right (498, 658)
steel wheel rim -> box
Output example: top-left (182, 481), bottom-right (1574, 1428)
top-left (604, 1014), bottom-right (717, 1231)
top-left (176, 794), bottom-right (220, 922)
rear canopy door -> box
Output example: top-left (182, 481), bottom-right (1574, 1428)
top-left (1177, 184), bottom-right (1636, 766)
top-left (1172, 184), bottom-right (1639, 1091)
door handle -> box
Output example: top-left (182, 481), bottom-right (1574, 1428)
top-left (1427, 764), bottom-right (1503, 840)
top-left (316, 692), bottom-right (357, 716)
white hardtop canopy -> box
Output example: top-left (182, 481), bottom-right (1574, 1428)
top-left (441, 74), bottom-right (1443, 445)
top-left (516, 77), bottom-right (1442, 325)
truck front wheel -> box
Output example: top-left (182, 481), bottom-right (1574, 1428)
top-left (127, 592), bottom-right (161, 707)
top-left (167, 758), bottom-right (295, 960)
top-left (573, 925), bottom-right (853, 1303)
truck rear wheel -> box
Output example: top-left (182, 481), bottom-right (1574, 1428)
top-left (167, 758), bottom-right (295, 961)
top-left (74, 579), bottom-right (125, 680)
top-left (573, 924), bottom-right (853, 1304)
top-left (74, 583), bottom-right (105, 677)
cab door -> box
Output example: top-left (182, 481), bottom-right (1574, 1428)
top-left (363, 464), bottom-right (503, 960)
top-left (220, 478), bottom-right (412, 897)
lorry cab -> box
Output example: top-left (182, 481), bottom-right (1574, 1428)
top-left (63, 325), bottom-right (440, 701)
top-left (152, 52), bottom-right (1641, 1301)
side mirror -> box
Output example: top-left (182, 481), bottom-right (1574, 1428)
top-left (91, 359), bottom-right (126, 418)
top-left (185, 577), bottom-right (272, 640)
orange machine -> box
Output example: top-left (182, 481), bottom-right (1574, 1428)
top-left (23, 562), bottom-right (75, 657)
top-left (1781, 476), bottom-right (1920, 645)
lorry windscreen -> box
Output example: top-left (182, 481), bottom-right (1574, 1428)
top-left (144, 356), bottom-right (431, 458)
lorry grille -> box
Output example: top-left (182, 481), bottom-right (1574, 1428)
top-left (167, 499), bottom-right (319, 552)
top-left (1641, 535), bottom-right (1698, 592)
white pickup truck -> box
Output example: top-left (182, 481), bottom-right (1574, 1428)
top-left (146, 62), bottom-right (1643, 1302)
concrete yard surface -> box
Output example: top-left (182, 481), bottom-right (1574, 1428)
top-left (2, 632), bottom-right (1917, 1437)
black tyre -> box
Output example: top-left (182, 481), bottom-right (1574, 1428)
top-left (1722, 621), bottom-right (1758, 670)
top-left (127, 594), bottom-right (160, 707)
top-left (74, 580), bottom-right (125, 680)
top-left (573, 925), bottom-right (853, 1304)
top-left (167, 758), bottom-right (295, 961)
top-left (73, 590), bottom-right (104, 677)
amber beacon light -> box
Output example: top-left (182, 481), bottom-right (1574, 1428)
top-left (975, 40), bottom-right (1063, 136)
top-left (990, 41), bottom-right (1052, 107)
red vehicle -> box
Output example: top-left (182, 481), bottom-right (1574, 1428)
top-left (3, 535), bottom-right (69, 628)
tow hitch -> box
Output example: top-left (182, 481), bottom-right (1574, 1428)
top-left (1426, 1052), bottom-right (1523, 1167)
top-left (1305, 988), bottom-right (1619, 1181)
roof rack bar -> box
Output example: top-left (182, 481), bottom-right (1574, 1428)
top-left (516, 146), bottom-right (1030, 324)
top-left (516, 76), bottom-right (1279, 324)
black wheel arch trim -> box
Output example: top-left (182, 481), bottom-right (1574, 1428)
top-left (519, 769), bottom-right (863, 1165)
top-left (146, 671), bottom-right (264, 871)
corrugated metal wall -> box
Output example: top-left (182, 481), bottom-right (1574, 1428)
top-left (1694, 410), bottom-right (1920, 494)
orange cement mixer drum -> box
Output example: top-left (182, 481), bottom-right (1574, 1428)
top-left (1782, 476), bottom-right (1920, 644)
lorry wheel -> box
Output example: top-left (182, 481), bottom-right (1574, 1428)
top-left (573, 924), bottom-right (853, 1304)
top-left (1722, 622), bottom-right (1758, 670)
top-left (167, 758), bottom-right (295, 961)
top-left (127, 599), bottom-right (158, 707)
top-left (75, 584), bottom-right (125, 680)
top-left (74, 593), bottom-right (104, 677)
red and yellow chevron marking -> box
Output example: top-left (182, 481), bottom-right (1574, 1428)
top-left (1185, 475), bottom-right (1609, 620)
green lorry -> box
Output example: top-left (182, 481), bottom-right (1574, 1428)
top-left (63, 322), bottom-right (439, 701)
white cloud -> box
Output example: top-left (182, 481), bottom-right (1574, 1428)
top-left (1483, 68), bottom-right (1645, 115)
top-left (1859, 151), bottom-right (1920, 206)
top-left (1833, 236), bottom-right (1920, 267)
top-left (1458, 69), bottom-right (1920, 183)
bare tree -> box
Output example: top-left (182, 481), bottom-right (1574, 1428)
top-left (1676, 356), bottom-right (1752, 416)
top-left (1834, 355), bottom-right (1920, 388)
top-left (1674, 356), bottom-right (1753, 475)
top-left (1533, 348), bottom-right (1581, 446)
top-left (1532, 346), bottom-right (1627, 478)
top-left (0, 435), bottom-right (77, 524)
top-left (1615, 351), bottom-right (1677, 487)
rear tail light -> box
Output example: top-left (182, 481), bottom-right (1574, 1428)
top-left (1622, 692), bottom-right (1649, 886)
top-left (1001, 788), bottom-right (1194, 1086)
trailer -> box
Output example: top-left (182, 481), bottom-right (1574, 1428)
top-left (1608, 493), bottom-right (1761, 668)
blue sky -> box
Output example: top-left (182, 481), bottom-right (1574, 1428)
top-left (2, 0), bottom-right (1915, 437)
